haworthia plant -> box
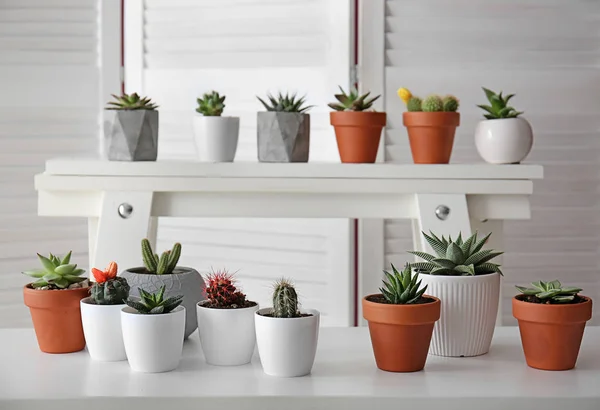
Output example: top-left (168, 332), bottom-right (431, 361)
top-left (379, 263), bottom-right (428, 304)
top-left (516, 280), bottom-right (582, 304)
top-left (125, 285), bottom-right (183, 314)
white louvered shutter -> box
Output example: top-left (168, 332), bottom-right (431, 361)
top-left (0, 0), bottom-right (119, 327)
top-left (124, 0), bottom-right (354, 326)
top-left (373, 0), bottom-right (600, 324)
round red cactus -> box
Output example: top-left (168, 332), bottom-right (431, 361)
top-left (204, 269), bottom-right (247, 308)
top-left (92, 261), bottom-right (118, 284)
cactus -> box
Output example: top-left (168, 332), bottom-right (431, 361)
top-left (196, 91), bottom-right (225, 116)
top-left (106, 93), bottom-right (158, 110)
top-left (125, 285), bottom-right (183, 314)
top-left (406, 96), bottom-right (423, 112)
top-left (272, 278), bottom-right (300, 318)
top-left (22, 251), bottom-right (87, 289)
top-left (421, 95), bottom-right (444, 112)
top-left (257, 92), bottom-right (312, 113)
top-left (141, 239), bottom-right (181, 275)
top-left (90, 261), bottom-right (130, 305)
top-left (442, 95), bottom-right (459, 112)
top-left (477, 87), bottom-right (523, 119)
top-left (380, 263), bottom-right (428, 304)
top-left (516, 281), bottom-right (582, 304)
top-left (328, 86), bottom-right (380, 112)
top-left (203, 269), bottom-right (248, 308)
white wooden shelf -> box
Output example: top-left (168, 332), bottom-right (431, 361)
top-left (1, 327), bottom-right (598, 410)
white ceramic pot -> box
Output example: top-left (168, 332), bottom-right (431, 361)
top-left (121, 305), bottom-right (185, 373)
top-left (80, 297), bottom-right (127, 361)
top-left (255, 308), bottom-right (320, 377)
top-left (192, 115), bottom-right (240, 162)
top-left (197, 301), bottom-right (259, 366)
top-left (420, 273), bottom-right (500, 357)
top-left (474, 117), bottom-right (533, 164)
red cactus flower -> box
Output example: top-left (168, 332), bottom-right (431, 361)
top-left (92, 261), bottom-right (118, 284)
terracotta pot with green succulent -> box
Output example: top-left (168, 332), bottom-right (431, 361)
top-left (513, 280), bottom-right (592, 371)
top-left (22, 251), bottom-right (90, 353)
top-left (363, 264), bottom-right (440, 372)
top-left (329, 87), bottom-right (386, 163)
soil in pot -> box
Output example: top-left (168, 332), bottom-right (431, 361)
top-left (403, 112), bottom-right (460, 164)
top-left (23, 284), bottom-right (90, 353)
top-left (330, 111), bottom-right (386, 163)
top-left (513, 294), bottom-right (592, 371)
top-left (363, 294), bottom-right (440, 372)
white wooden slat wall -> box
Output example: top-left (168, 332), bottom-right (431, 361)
top-left (381, 0), bottom-right (600, 324)
top-left (0, 0), bottom-right (102, 327)
top-left (125, 0), bottom-right (354, 326)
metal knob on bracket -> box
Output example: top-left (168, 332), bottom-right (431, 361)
top-left (118, 203), bottom-right (134, 219)
top-left (435, 205), bottom-right (450, 221)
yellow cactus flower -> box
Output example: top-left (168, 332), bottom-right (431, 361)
top-left (397, 88), bottom-right (412, 104)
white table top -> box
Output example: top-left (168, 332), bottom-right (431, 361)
top-left (1, 327), bottom-right (598, 410)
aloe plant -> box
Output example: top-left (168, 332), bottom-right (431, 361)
top-left (22, 251), bottom-right (87, 289)
top-left (125, 286), bottom-right (183, 314)
top-left (106, 93), bottom-right (158, 110)
top-left (380, 263), bottom-right (427, 304)
top-left (257, 92), bottom-right (312, 113)
top-left (328, 86), bottom-right (380, 112)
top-left (516, 280), bottom-right (582, 304)
top-left (477, 87), bottom-right (523, 119)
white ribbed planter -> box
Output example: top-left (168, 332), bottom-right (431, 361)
top-left (420, 273), bottom-right (500, 357)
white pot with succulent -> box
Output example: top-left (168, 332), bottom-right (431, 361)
top-left (192, 91), bottom-right (239, 162)
top-left (410, 231), bottom-right (503, 357)
top-left (474, 87), bottom-right (533, 164)
top-left (121, 286), bottom-right (185, 373)
top-left (255, 279), bottom-right (320, 377)
top-left (80, 261), bottom-right (130, 362)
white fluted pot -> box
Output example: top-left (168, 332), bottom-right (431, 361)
top-left (420, 273), bottom-right (500, 357)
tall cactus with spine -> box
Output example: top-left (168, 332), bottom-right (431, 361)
top-left (90, 261), bottom-right (130, 305)
top-left (141, 239), bottom-right (181, 275)
top-left (272, 278), bottom-right (300, 318)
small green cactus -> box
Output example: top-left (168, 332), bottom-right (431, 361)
top-left (141, 239), bottom-right (181, 275)
top-left (196, 91), bottom-right (225, 116)
top-left (91, 277), bottom-right (130, 305)
top-left (422, 95), bottom-right (444, 112)
top-left (442, 95), bottom-right (459, 112)
top-left (272, 278), bottom-right (300, 318)
top-left (125, 286), bottom-right (183, 314)
top-left (22, 251), bottom-right (87, 289)
top-left (406, 96), bottom-right (423, 112)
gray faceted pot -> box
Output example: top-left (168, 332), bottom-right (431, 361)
top-left (105, 110), bottom-right (159, 161)
top-left (120, 267), bottom-right (205, 339)
top-left (257, 112), bottom-right (310, 162)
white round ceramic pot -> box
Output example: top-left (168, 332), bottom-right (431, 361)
top-left (192, 115), bottom-right (240, 162)
top-left (420, 273), bottom-right (500, 357)
top-left (197, 301), bottom-right (259, 366)
top-left (474, 117), bottom-right (533, 164)
top-left (80, 297), bottom-right (127, 361)
top-left (255, 308), bottom-right (320, 377)
top-left (121, 305), bottom-right (185, 373)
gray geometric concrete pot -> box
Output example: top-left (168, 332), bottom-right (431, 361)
top-left (105, 110), bottom-right (159, 161)
top-left (120, 267), bottom-right (205, 339)
top-left (257, 112), bottom-right (310, 162)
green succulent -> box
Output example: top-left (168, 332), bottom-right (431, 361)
top-left (516, 280), bottom-right (582, 304)
top-left (22, 251), bottom-right (87, 289)
top-left (125, 286), bottom-right (183, 314)
top-left (196, 91), bottom-right (225, 116)
top-left (406, 96), bottom-right (423, 112)
top-left (141, 239), bottom-right (181, 275)
top-left (106, 93), bottom-right (158, 110)
top-left (409, 231), bottom-right (503, 276)
top-left (477, 87), bottom-right (523, 119)
top-left (328, 86), bottom-right (380, 112)
top-left (380, 263), bottom-right (427, 304)
top-left (257, 92), bottom-right (312, 113)
top-left (422, 95), bottom-right (444, 112)
top-left (272, 278), bottom-right (300, 318)
top-left (442, 95), bottom-right (460, 112)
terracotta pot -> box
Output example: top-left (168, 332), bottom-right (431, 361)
top-left (23, 284), bottom-right (90, 353)
top-left (403, 112), bottom-right (460, 164)
top-left (330, 111), bottom-right (386, 163)
top-left (362, 294), bottom-right (440, 372)
top-left (513, 295), bottom-right (592, 371)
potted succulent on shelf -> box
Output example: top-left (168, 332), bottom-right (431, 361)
top-left (121, 286), bottom-right (185, 373)
top-left (475, 87), bottom-right (533, 164)
top-left (80, 261), bottom-right (130, 361)
top-left (120, 239), bottom-right (204, 339)
top-left (104, 92), bottom-right (159, 161)
top-left (363, 263), bottom-right (440, 372)
top-left (329, 86), bottom-right (386, 163)
top-left (256, 92), bottom-right (312, 162)
top-left (255, 278), bottom-right (320, 377)
top-left (410, 231), bottom-right (503, 357)
top-left (22, 251), bottom-right (89, 353)
top-left (399, 87), bottom-right (460, 164)
top-left (193, 91), bottom-right (240, 162)
top-left (513, 280), bottom-right (592, 371)
top-left (197, 269), bottom-right (259, 366)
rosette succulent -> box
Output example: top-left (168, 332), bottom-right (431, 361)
top-left (125, 285), bottom-right (183, 314)
top-left (22, 251), bottom-right (87, 289)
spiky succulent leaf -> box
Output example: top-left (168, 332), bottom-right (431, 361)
top-left (478, 87), bottom-right (522, 119)
top-left (328, 86), bottom-right (380, 112)
top-left (23, 252), bottom-right (86, 289)
top-left (126, 286), bottom-right (183, 314)
top-left (516, 280), bottom-right (582, 304)
top-left (257, 92), bottom-right (312, 113)
top-left (196, 91), bottom-right (226, 116)
top-left (379, 263), bottom-right (428, 304)
top-left (106, 93), bottom-right (158, 110)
